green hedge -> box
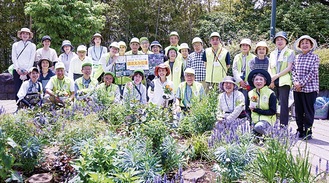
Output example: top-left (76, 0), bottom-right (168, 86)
top-left (315, 48), bottom-right (329, 90)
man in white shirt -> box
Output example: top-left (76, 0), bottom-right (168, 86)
top-left (68, 45), bottom-right (93, 81)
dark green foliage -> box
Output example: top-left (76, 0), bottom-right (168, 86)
top-left (178, 90), bottom-right (218, 137)
top-left (315, 49), bottom-right (329, 90)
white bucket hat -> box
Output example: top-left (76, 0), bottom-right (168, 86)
top-left (184, 68), bottom-right (195, 75)
top-left (17, 28), bottom-right (33, 39)
top-left (179, 43), bottom-right (190, 52)
top-left (295, 35), bottom-right (318, 51)
top-left (209, 32), bottom-right (220, 39)
top-left (77, 45), bottom-right (87, 52)
top-left (240, 38), bottom-right (252, 47)
top-left (255, 41), bottom-right (269, 55)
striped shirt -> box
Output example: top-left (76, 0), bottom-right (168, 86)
top-left (187, 50), bottom-right (206, 82)
top-left (292, 51), bottom-right (319, 93)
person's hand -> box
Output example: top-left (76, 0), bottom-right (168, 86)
top-left (294, 82), bottom-right (302, 92)
top-left (16, 69), bottom-right (23, 75)
top-left (271, 74), bottom-right (279, 82)
top-left (175, 105), bottom-right (181, 113)
top-left (127, 82), bottom-right (133, 90)
top-left (239, 81), bottom-right (246, 88)
top-left (269, 82), bottom-right (275, 89)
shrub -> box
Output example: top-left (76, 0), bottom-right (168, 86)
top-left (178, 90), bottom-right (218, 137)
top-left (315, 48), bottom-right (329, 90)
top-left (186, 133), bottom-right (210, 161)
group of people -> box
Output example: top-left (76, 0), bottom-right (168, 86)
top-left (12, 27), bottom-right (319, 140)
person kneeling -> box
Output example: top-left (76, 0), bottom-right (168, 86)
top-left (247, 69), bottom-right (277, 136)
top-left (216, 76), bottom-right (247, 130)
top-left (175, 68), bottom-right (205, 114)
top-left (17, 67), bottom-right (43, 109)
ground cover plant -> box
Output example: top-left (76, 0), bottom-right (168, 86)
top-left (0, 89), bottom-right (328, 182)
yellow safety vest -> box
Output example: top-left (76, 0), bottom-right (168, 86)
top-left (234, 52), bottom-right (255, 83)
top-left (269, 49), bottom-right (294, 87)
top-left (205, 47), bottom-right (228, 83)
top-left (50, 76), bottom-right (72, 95)
top-left (97, 83), bottom-right (119, 102)
top-left (165, 59), bottom-right (183, 93)
top-left (178, 81), bottom-right (203, 107)
top-left (248, 86), bottom-right (276, 124)
top-left (75, 77), bottom-right (98, 94)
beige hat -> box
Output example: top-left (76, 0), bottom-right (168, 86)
top-left (192, 37), bottom-right (203, 45)
top-left (295, 35), bottom-right (318, 51)
top-left (179, 43), bottom-right (190, 52)
top-left (17, 28), bottom-right (33, 39)
top-left (169, 31), bottom-right (179, 38)
top-left (55, 62), bottom-right (65, 70)
top-left (219, 76), bottom-right (238, 92)
top-left (184, 68), bottom-right (195, 75)
top-left (118, 41), bottom-right (127, 48)
top-left (209, 32), bottom-right (220, 39)
top-left (255, 41), bottom-right (269, 55)
top-left (130, 37), bottom-right (140, 44)
top-left (77, 45), bottom-right (87, 52)
top-left (110, 42), bottom-right (119, 49)
top-left (240, 38), bottom-right (252, 47)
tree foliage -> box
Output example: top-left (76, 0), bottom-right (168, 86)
top-left (25, 0), bottom-right (109, 52)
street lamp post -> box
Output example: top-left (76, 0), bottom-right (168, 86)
top-left (270, 0), bottom-right (277, 41)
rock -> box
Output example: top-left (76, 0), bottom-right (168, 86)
top-left (27, 173), bottom-right (53, 183)
top-left (182, 168), bottom-right (206, 182)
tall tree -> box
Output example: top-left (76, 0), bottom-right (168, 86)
top-left (25, 0), bottom-right (109, 52)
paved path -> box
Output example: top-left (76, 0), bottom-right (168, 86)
top-left (1, 100), bottom-right (329, 180)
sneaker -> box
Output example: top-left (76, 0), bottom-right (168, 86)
top-left (296, 131), bottom-right (305, 139)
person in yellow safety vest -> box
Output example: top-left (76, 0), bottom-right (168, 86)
top-left (95, 42), bottom-right (119, 80)
top-left (96, 71), bottom-right (121, 104)
top-left (125, 37), bottom-right (143, 55)
top-left (247, 69), bottom-right (276, 136)
top-left (175, 68), bottom-right (205, 112)
top-left (232, 38), bottom-right (256, 117)
top-left (140, 37), bottom-right (153, 54)
top-left (74, 62), bottom-right (98, 100)
top-left (164, 31), bottom-right (181, 55)
top-left (164, 46), bottom-right (184, 94)
top-left (202, 32), bottom-right (231, 91)
top-left (45, 62), bottom-right (75, 105)
top-left (269, 31), bottom-right (295, 127)
top-left (118, 41), bottom-right (127, 56)
top-left (178, 43), bottom-right (190, 70)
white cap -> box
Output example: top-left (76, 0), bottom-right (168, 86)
top-left (110, 42), bottom-right (119, 49)
top-left (184, 68), bottom-right (195, 75)
top-left (55, 62), bottom-right (65, 70)
top-left (130, 37), bottom-right (140, 44)
top-left (240, 38), bottom-right (251, 47)
top-left (209, 32), bottom-right (220, 39)
top-left (192, 37), bottom-right (203, 44)
top-left (77, 45), bottom-right (87, 52)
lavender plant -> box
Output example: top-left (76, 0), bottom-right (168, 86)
top-left (0, 105), bottom-right (5, 115)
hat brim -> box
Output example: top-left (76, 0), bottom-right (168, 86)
top-left (295, 36), bottom-right (317, 51)
top-left (61, 45), bottom-right (74, 52)
top-left (273, 36), bottom-right (289, 44)
top-left (38, 59), bottom-right (52, 68)
top-left (154, 66), bottom-right (170, 77)
top-left (247, 69), bottom-right (271, 88)
top-left (17, 31), bottom-right (33, 39)
top-left (219, 80), bottom-right (238, 92)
